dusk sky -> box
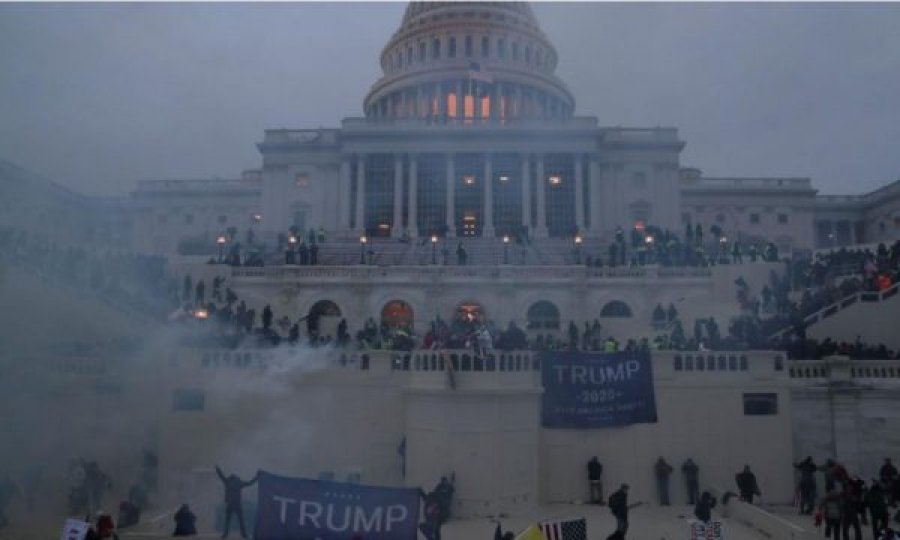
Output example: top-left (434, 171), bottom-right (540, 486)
top-left (1, 2), bottom-right (898, 196)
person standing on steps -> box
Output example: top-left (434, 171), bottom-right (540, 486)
top-left (655, 457), bottom-right (673, 506)
top-left (682, 458), bottom-right (700, 505)
top-left (587, 456), bottom-right (604, 505)
top-left (215, 466), bottom-right (258, 539)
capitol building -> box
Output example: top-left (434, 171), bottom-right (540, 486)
top-left (2, 2), bottom-right (900, 537)
top-left (119, 2), bottom-right (898, 260)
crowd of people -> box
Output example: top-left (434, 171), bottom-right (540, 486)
top-left (794, 457), bottom-right (900, 540)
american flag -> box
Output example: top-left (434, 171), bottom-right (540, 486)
top-left (539, 518), bottom-right (587, 540)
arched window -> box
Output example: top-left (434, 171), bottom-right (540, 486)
top-left (481, 36), bottom-right (490, 57)
top-left (309, 300), bottom-right (341, 319)
top-left (527, 301), bottom-right (560, 330)
top-left (419, 42), bottom-right (426, 63)
top-left (381, 300), bottom-right (414, 331)
top-left (600, 301), bottom-right (632, 318)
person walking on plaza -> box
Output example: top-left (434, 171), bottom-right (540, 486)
top-left (822, 489), bottom-right (843, 539)
top-left (215, 466), bottom-right (258, 539)
top-left (694, 491), bottom-right (717, 523)
top-left (865, 482), bottom-right (889, 540)
top-left (880, 458), bottom-right (898, 505)
top-left (842, 482), bottom-right (863, 540)
top-left (655, 457), bottom-right (673, 506)
top-left (795, 456), bottom-right (819, 515)
top-left (587, 456), bottom-right (604, 505)
top-left (608, 484), bottom-right (631, 537)
top-left (735, 465), bottom-right (760, 504)
top-left (682, 458), bottom-right (700, 505)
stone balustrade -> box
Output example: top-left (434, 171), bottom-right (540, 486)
top-left (789, 356), bottom-right (900, 382)
top-left (229, 263), bottom-right (712, 283)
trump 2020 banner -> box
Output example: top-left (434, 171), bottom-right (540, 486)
top-left (541, 351), bottom-right (658, 428)
top-left (253, 471), bottom-right (420, 540)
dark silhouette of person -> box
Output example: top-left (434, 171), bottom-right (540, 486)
top-left (735, 465), bottom-right (760, 504)
top-left (173, 504), bottom-right (197, 537)
top-left (418, 488), bottom-right (442, 540)
top-left (655, 457), bottom-right (673, 506)
top-left (433, 476), bottom-right (455, 524)
top-left (682, 458), bottom-right (700, 505)
top-left (694, 491), bottom-right (717, 523)
top-left (587, 456), bottom-right (604, 505)
top-left (215, 466), bottom-right (258, 539)
top-left (608, 484), bottom-right (630, 537)
top-left (865, 482), bottom-right (888, 540)
top-left (794, 456), bottom-right (818, 515)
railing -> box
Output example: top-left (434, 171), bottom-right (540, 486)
top-left (800, 282), bottom-right (898, 327)
top-left (230, 264), bottom-right (713, 281)
top-left (789, 357), bottom-right (900, 382)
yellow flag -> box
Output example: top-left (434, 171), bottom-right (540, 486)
top-left (516, 524), bottom-right (547, 540)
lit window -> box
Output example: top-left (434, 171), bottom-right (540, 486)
top-left (778, 213), bottom-right (789, 224)
top-left (462, 175), bottom-right (476, 186)
top-left (548, 175), bottom-right (562, 186)
top-left (498, 175), bottom-right (510, 183)
top-left (252, 214), bottom-right (263, 223)
top-left (295, 174), bottom-right (309, 187)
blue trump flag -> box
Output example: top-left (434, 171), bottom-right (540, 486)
top-left (541, 350), bottom-right (658, 428)
top-left (253, 471), bottom-right (420, 540)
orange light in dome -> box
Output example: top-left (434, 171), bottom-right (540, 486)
top-left (634, 220), bottom-right (646, 231)
top-left (548, 175), bottom-right (562, 185)
top-left (432, 95), bottom-right (439, 117)
top-left (447, 93), bottom-right (457, 118)
top-left (463, 175), bottom-right (476, 186)
top-left (464, 95), bottom-right (474, 119)
top-left (499, 96), bottom-right (506, 121)
top-left (481, 96), bottom-right (490, 118)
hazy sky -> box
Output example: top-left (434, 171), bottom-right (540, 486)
top-left (1, 2), bottom-right (898, 196)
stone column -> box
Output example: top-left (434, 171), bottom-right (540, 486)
top-left (521, 154), bottom-right (531, 232)
top-left (392, 155), bottom-right (404, 237)
top-left (354, 154), bottom-right (366, 234)
top-left (483, 153), bottom-right (494, 237)
top-left (408, 154), bottom-right (419, 238)
top-left (416, 85), bottom-right (423, 119)
top-left (339, 157), bottom-right (352, 231)
top-left (535, 154), bottom-right (548, 238)
top-left (574, 154), bottom-right (585, 233)
top-left (446, 154), bottom-right (456, 237)
top-left (588, 156), bottom-right (603, 237)
top-left (455, 81), bottom-right (463, 121)
top-left (437, 82), bottom-right (445, 122)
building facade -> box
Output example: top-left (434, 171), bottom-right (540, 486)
top-left (108, 2), bottom-right (900, 259)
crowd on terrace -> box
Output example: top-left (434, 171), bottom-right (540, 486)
top-left (4, 222), bottom-right (899, 362)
